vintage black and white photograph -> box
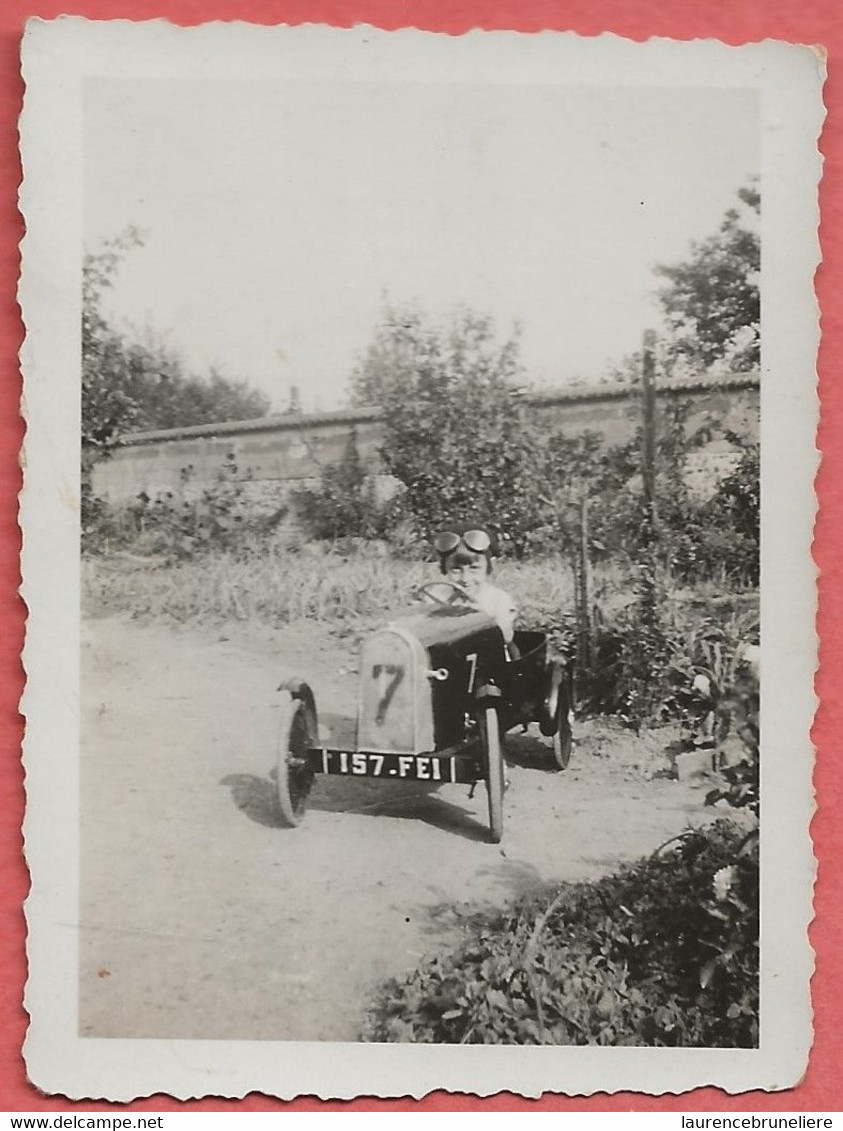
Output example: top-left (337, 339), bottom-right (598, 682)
top-left (19, 21), bottom-right (821, 1099)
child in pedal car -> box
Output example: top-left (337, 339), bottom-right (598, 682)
top-left (430, 523), bottom-right (517, 645)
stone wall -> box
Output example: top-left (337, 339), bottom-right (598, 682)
top-left (91, 374), bottom-right (759, 507)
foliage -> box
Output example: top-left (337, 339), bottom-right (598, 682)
top-left (82, 228), bottom-right (146, 460)
top-left (646, 436), bottom-right (760, 589)
top-left (291, 429), bottom-right (395, 541)
top-left (351, 303), bottom-right (541, 554)
top-left (531, 402), bottom-right (758, 590)
top-left (530, 430), bottom-right (608, 554)
top-left (655, 183), bottom-right (760, 374)
top-left (82, 231), bottom-right (270, 467)
top-left (702, 650), bottom-right (760, 816)
top-left (82, 539), bottom-right (430, 627)
top-left (123, 343), bottom-right (271, 433)
top-left (81, 479), bottom-right (115, 551)
top-left (556, 589), bottom-right (759, 729)
top-left (528, 406), bottom-right (758, 709)
top-left (707, 745), bottom-right (759, 817)
top-left (364, 819), bottom-right (758, 1046)
top-left (82, 453), bottom-right (287, 562)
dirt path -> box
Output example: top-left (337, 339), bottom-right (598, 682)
top-left (80, 615), bottom-right (713, 1042)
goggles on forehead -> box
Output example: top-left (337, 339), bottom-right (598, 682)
top-left (434, 528), bottom-right (493, 555)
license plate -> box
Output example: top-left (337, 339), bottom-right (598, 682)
top-left (307, 749), bottom-right (478, 783)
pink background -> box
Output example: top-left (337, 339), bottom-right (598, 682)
top-left (0, 0), bottom-right (838, 1112)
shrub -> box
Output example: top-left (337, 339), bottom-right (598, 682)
top-left (702, 648), bottom-right (760, 815)
top-left (354, 303), bottom-right (543, 555)
top-left (364, 818), bottom-right (758, 1047)
top-left (533, 406), bottom-right (758, 602)
top-left (531, 582), bottom-right (758, 730)
top-left (291, 429), bottom-right (394, 542)
top-left (81, 480), bottom-right (113, 554)
top-left (82, 453), bottom-right (287, 562)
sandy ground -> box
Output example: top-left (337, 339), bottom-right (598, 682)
top-left (80, 615), bottom-right (714, 1042)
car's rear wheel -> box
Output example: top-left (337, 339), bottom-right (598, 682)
top-left (275, 691), bottom-right (316, 827)
top-left (552, 679), bottom-right (573, 770)
top-left (480, 705), bottom-right (504, 844)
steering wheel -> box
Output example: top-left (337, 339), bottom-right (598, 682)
top-left (415, 580), bottom-right (473, 607)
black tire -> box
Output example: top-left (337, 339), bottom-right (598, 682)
top-left (275, 691), bottom-right (316, 827)
top-left (552, 680), bottom-right (573, 771)
top-left (480, 705), bottom-right (504, 844)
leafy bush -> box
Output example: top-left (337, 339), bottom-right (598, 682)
top-left (533, 405), bottom-right (758, 592)
top-left (82, 453), bottom-right (287, 561)
top-left (81, 479), bottom-right (113, 554)
top-left (659, 445), bottom-right (759, 588)
top-left (291, 429), bottom-right (395, 542)
top-left (527, 404), bottom-right (758, 726)
top-left (364, 819), bottom-right (758, 1047)
top-left (531, 579), bottom-right (758, 730)
top-left (702, 649), bottom-right (760, 815)
top-left (353, 303), bottom-right (542, 555)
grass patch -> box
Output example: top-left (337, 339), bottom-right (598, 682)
top-left (84, 543), bottom-right (422, 627)
top-left (83, 543), bottom-right (757, 727)
top-left (82, 543), bottom-right (586, 631)
top-left (83, 542), bottom-right (753, 629)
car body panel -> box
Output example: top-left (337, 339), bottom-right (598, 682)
top-left (355, 606), bottom-right (557, 755)
top-left (274, 599), bottom-right (573, 839)
top-left (356, 625), bottom-right (434, 754)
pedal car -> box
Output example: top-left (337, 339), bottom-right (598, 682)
top-left (273, 580), bottom-right (573, 843)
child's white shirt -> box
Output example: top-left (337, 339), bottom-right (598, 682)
top-left (472, 582), bottom-right (517, 644)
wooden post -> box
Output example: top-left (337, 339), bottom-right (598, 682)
top-left (640, 329), bottom-right (658, 540)
top-left (637, 330), bottom-right (661, 715)
top-left (575, 490), bottom-right (591, 697)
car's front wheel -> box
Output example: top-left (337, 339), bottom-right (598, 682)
top-left (479, 705), bottom-right (504, 844)
top-left (552, 675), bottom-right (573, 770)
top-left (275, 691), bottom-right (316, 827)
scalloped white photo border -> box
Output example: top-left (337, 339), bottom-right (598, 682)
top-left (18, 19), bottom-right (824, 1100)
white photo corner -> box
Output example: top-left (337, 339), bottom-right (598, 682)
top-left (18, 19), bottom-right (823, 1101)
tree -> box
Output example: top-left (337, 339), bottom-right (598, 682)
top-left (134, 363), bottom-right (270, 431)
top-left (352, 303), bottom-right (540, 553)
top-left (655, 182), bottom-right (760, 374)
top-left (82, 227), bottom-right (145, 461)
top-left (350, 303), bottom-right (439, 408)
top-left (82, 232), bottom-right (270, 465)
